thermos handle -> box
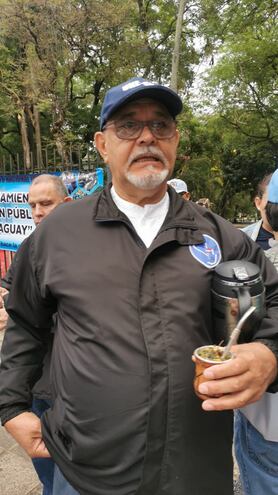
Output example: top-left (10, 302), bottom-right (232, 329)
top-left (235, 286), bottom-right (261, 337)
top-left (236, 286), bottom-right (252, 318)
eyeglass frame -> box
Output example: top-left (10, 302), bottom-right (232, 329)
top-left (102, 118), bottom-right (177, 140)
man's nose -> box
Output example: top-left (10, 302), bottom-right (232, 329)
top-left (33, 205), bottom-right (44, 219)
top-left (137, 124), bottom-right (157, 144)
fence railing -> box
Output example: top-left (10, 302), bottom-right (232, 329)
top-left (0, 143), bottom-right (100, 175)
top-left (0, 143), bottom-right (111, 278)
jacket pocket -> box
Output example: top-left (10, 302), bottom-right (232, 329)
top-left (63, 404), bottom-right (147, 470)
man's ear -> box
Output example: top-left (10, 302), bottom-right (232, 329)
top-left (63, 196), bottom-right (72, 203)
top-left (254, 196), bottom-right (261, 211)
top-left (94, 132), bottom-right (109, 163)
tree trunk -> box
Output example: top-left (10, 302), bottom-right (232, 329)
top-left (17, 109), bottom-right (31, 169)
top-left (170, 0), bottom-right (186, 92)
top-left (51, 100), bottom-right (70, 167)
top-left (137, 0), bottom-right (153, 77)
top-left (26, 104), bottom-right (44, 168)
top-left (33, 106), bottom-right (43, 168)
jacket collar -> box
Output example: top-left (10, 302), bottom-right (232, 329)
top-left (94, 184), bottom-right (204, 246)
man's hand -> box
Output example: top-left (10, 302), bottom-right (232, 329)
top-left (197, 342), bottom-right (277, 411)
top-left (0, 288), bottom-right (8, 332)
top-left (4, 412), bottom-right (51, 458)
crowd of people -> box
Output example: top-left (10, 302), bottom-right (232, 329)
top-left (0, 77), bottom-right (277, 495)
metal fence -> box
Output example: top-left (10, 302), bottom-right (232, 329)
top-left (0, 143), bottom-right (101, 175)
top-left (0, 143), bottom-right (111, 279)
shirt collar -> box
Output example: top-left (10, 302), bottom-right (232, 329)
top-left (110, 185), bottom-right (169, 216)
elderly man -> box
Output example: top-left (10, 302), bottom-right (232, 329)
top-left (1, 174), bottom-right (71, 292)
top-left (0, 174), bottom-right (70, 333)
top-left (0, 174), bottom-right (70, 495)
top-left (0, 77), bottom-right (278, 495)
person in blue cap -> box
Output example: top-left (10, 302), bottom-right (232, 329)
top-left (265, 169), bottom-right (278, 267)
top-left (235, 169), bottom-right (278, 495)
top-left (1, 77), bottom-right (278, 495)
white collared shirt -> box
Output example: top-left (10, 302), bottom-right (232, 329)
top-left (111, 186), bottom-right (169, 248)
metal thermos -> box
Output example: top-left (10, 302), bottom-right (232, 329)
top-left (211, 260), bottom-right (265, 344)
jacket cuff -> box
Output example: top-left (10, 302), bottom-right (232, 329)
top-left (255, 338), bottom-right (278, 392)
top-left (0, 404), bottom-right (30, 426)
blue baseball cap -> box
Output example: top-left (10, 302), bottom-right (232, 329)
top-left (268, 169), bottom-right (278, 203)
top-left (100, 77), bottom-right (183, 129)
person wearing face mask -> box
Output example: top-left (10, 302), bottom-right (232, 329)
top-left (0, 78), bottom-right (278, 495)
top-left (234, 169), bottom-right (278, 495)
top-left (242, 174), bottom-right (274, 250)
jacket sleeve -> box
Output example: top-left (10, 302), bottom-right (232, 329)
top-left (1, 237), bottom-right (28, 291)
top-left (1, 263), bottom-right (15, 291)
top-left (0, 235), bottom-right (56, 424)
top-left (0, 316), bottom-right (49, 424)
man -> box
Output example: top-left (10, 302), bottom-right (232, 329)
top-left (242, 173), bottom-right (274, 249)
top-left (27, 174), bottom-right (71, 226)
top-left (1, 173), bottom-right (71, 313)
top-left (0, 174), bottom-right (71, 495)
top-left (167, 177), bottom-right (191, 200)
top-left (0, 77), bottom-right (278, 495)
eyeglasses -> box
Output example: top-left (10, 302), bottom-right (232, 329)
top-left (103, 119), bottom-right (176, 140)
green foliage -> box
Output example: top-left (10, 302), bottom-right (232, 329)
top-left (0, 0), bottom-right (277, 218)
top-left (178, 0), bottom-right (278, 217)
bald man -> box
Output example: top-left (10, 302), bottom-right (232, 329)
top-left (0, 174), bottom-right (70, 495)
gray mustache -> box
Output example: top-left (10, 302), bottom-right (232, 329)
top-left (127, 147), bottom-right (167, 167)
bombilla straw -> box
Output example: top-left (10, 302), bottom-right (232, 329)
top-left (222, 306), bottom-right (256, 359)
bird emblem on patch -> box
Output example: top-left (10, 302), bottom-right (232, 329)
top-left (189, 234), bottom-right (221, 268)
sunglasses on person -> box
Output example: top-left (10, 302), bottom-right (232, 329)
top-left (102, 118), bottom-right (177, 140)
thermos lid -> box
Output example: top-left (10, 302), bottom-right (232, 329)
top-left (214, 260), bottom-right (261, 283)
top-left (212, 260), bottom-right (263, 297)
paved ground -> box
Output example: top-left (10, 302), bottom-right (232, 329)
top-left (0, 427), bottom-right (42, 495)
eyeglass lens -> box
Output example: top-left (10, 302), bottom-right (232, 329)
top-left (107, 119), bottom-right (176, 139)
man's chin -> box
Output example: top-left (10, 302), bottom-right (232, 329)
top-left (126, 170), bottom-right (169, 190)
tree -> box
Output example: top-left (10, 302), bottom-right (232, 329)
top-left (0, 0), bottom-right (140, 165)
top-left (182, 0), bottom-right (278, 215)
top-left (170, 0), bottom-right (187, 91)
top-left (0, 0), bottom-right (275, 218)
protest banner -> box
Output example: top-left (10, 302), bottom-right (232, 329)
top-left (0, 168), bottom-right (104, 253)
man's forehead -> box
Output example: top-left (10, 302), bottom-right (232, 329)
top-left (29, 182), bottom-right (57, 199)
top-left (112, 98), bottom-right (171, 119)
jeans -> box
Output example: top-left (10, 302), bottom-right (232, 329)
top-left (53, 465), bottom-right (80, 495)
top-left (234, 410), bottom-right (278, 495)
top-left (31, 398), bottom-right (55, 495)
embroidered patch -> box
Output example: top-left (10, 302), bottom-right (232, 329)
top-left (189, 234), bottom-right (221, 268)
